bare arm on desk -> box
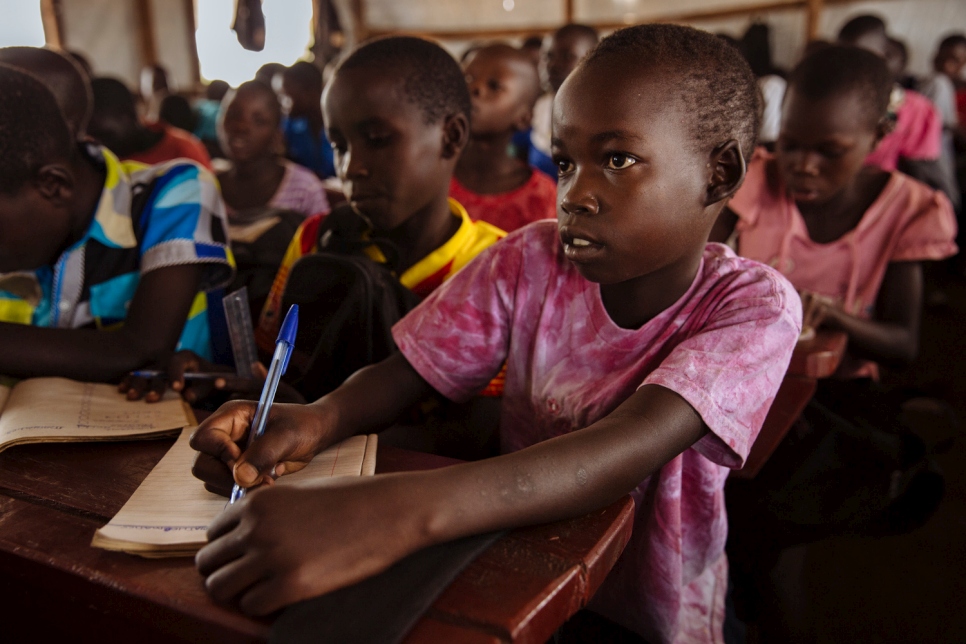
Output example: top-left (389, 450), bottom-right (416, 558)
top-left (0, 264), bottom-right (202, 382)
top-left (804, 261), bottom-right (922, 367)
top-left (191, 352), bottom-right (707, 615)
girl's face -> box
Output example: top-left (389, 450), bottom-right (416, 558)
top-left (551, 62), bottom-right (719, 287)
top-left (775, 87), bottom-right (880, 205)
top-left (323, 67), bottom-right (454, 231)
top-left (219, 88), bottom-right (281, 163)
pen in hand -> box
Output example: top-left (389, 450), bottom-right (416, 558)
top-left (228, 304), bottom-right (299, 505)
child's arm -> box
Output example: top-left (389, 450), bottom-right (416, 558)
top-left (803, 260), bottom-right (922, 366)
top-left (191, 352), bottom-right (707, 615)
top-left (0, 264), bottom-right (203, 381)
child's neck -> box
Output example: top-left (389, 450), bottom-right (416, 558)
top-left (455, 132), bottom-right (531, 195)
top-left (600, 251), bottom-right (704, 330)
top-left (797, 167), bottom-right (889, 244)
top-left (65, 151), bottom-right (109, 248)
top-left (376, 191), bottom-right (460, 274)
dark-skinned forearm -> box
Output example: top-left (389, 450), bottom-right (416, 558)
top-left (307, 353), bottom-right (436, 444)
top-left (403, 385), bottom-right (707, 544)
top-left (0, 322), bottom-right (172, 381)
top-left (822, 308), bottom-right (918, 367)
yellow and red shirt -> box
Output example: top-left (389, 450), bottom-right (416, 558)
top-left (257, 198), bottom-right (505, 355)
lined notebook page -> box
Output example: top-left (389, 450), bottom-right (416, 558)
top-left (0, 378), bottom-right (190, 450)
top-left (93, 428), bottom-right (378, 557)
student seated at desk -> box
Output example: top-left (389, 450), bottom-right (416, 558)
top-left (190, 26), bottom-right (801, 643)
top-left (87, 77), bottom-right (213, 171)
top-left (127, 37), bottom-right (505, 404)
top-left (0, 65), bottom-right (234, 382)
top-left (449, 43), bottom-right (556, 232)
top-left (712, 45), bottom-right (957, 386)
top-left (218, 80), bottom-right (329, 220)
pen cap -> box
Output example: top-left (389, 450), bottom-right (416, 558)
top-left (277, 304), bottom-right (299, 375)
top-left (278, 304), bottom-right (299, 346)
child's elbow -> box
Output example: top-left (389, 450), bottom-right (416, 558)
top-left (890, 336), bottom-right (919, 368)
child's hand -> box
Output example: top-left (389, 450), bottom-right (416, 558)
top-left (800, 290), bottom-right (837, 332)
top-left (188, 399), bottom-right (332, 496)
top-left (195, 475), bottom-right (424, 615)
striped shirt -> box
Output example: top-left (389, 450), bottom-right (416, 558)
top-left (0, 145), bottom-right (235, 360)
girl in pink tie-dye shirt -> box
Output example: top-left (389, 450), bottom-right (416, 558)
top-left (188, 27), bottom-right (801, 643)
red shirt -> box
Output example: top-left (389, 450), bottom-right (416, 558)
top-left (124, 123), bottom-right (213, 170)
top-left (449, 169), bottom-right (557, 232)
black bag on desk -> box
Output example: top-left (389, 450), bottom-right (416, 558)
top-left (280, 205), bottom-right (420, 401)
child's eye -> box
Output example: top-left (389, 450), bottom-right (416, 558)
top-left (365, 133), bottom-right (392, 148)
top-left (554, 158), bottom-right (574, 174)
top-left (606, 154), bottom-right (636, 170)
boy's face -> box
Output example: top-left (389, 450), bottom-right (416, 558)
top-left (464, 49), bottom-right (534, 136)
top-left (219, 88), bottom-right (280, 163)
top-left (552, 62), bottom-right (718, 286)
top-left (547, 32), bottom-right (595, 92)
top-left (0, 184), bottom-right (71, 272)
top-left (323, 67), bottom-right (456, 231)
top-left (775, 87), bottom-right (879, 206)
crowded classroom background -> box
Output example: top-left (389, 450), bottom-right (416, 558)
top-left (1, 0), bottom-right (965, 642)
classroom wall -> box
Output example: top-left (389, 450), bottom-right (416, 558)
top-left (364, 0), bottom-right (965, 79)
top-left (57, 0), bottom-right (196, 91)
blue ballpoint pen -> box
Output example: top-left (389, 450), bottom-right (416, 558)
top-left (228, 304), bottom-right (299, 505)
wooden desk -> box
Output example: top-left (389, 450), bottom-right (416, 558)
top-left (0, 439), bottom-right (633, 643)
top-left (733, 330), bottom-right (848, 479)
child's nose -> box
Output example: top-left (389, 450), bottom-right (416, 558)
top-left (792, 151), bottom-right (822, 176)
top-left (560, 170), bottom-right (600, 217)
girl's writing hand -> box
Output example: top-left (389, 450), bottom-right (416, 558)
top-left (188, 399), bottom-right (332, 496)
top-left (195, 475), bottom-right (424, 615)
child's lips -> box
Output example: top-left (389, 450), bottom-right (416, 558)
top-left (559, 229), bottom-right (604, 262)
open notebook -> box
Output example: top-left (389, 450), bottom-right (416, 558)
top-left (0, 377), bottom-right (191, 453)
top-left (93, 428), bottom-right (378, 557)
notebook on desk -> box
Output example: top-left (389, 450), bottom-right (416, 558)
top-left (93, 429), bottom-right (378, 557)
top-left (0, 377), bottom-right (192, 453)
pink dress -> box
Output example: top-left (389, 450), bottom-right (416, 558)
top-left (865, 88), bottom-right (942, 171)
top-left (449, 169), bottom-right (557, 232)
top-left (730, 151), bottom-right (957, 379)
top-left (392, 221), bottom-right (801, 643)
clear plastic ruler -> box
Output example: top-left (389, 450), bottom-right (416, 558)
top-left (222, 287), bottom-right (259, 379)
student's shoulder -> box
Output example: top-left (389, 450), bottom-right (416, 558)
top-left (702, 242), bottom-right (800, 314)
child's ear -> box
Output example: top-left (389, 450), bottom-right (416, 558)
top-left (705, 140), bottom-right (745, 205)
top-left (441, 112), bottom-right (470, 159)
top-left (34, 164), bottom-right (75, 206)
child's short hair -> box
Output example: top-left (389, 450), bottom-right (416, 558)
top-left (335, 36), bottom-right (471, 126)
top-left (837, 14), bottom-right (887, 45)
top-left (90, 76), bottom-right (139, 122)
top-left (233, 79), bottom-right (282, 123)
top-left (553, 23), bottom-right (599, 46)
top-left (585, 24), bottom-right (760, 159)
top-left (0, 46), bottom-right (92, 136)
top-left (937, 33), bottom-right (966, 57)
top-left (284, 61), bottom-right (324, 95)
top-left (789, 45), bottom-right (892, 128)
top-left (0, 64), bottom-right (72, 195)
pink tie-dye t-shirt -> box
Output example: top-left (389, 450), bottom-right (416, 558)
top-left (392, 221), bottom-right (801, 643)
